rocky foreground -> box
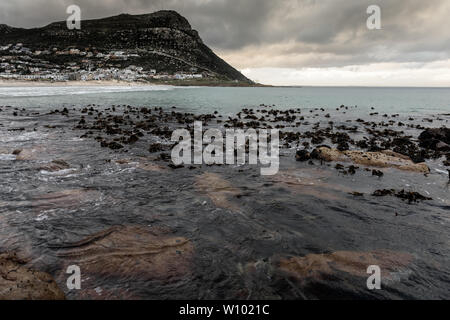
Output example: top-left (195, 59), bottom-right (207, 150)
top-left (0, 103), bottom-right (449, 299)
top-left (0, 252), bottom-right (64, 300)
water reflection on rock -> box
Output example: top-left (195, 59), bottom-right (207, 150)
top-left (32, 189), bottom-right (103, 213)
top-left (278, 250), bottom-right (414, 281)
top-left (53, 226), bottom-right (193, 285)
top-left (0, 252), bottom-right (65, 300)
top-left (195, 172), bottom-right (241, 212)
top-left (271, 169), bottom-right (349, 201)
top-left (312, 147), bottom-right (430, 173)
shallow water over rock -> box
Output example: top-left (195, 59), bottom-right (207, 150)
top-left (0, 93), bottom-right (449, 300)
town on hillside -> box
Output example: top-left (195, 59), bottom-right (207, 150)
top-left (0, 43), bottom-right (211, 82)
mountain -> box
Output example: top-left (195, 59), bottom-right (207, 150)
top-left (0, 11), bottom-right (252, 83)
top-left (0, 24), bottom-right (16, 34)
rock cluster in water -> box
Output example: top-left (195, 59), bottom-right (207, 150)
top-left (0, 252), bottom-right (65, 300)
top-left (0, 102), bottom-right (447, 299)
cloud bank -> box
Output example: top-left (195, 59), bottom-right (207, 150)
top-left (1, 0), bottom-right (450, 86)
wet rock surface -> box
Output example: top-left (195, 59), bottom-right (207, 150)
top-left (53, 226), bottom-right (193, 282)
top-left (14, 146), bottom-right (46, 160)
top-left (419, 128), bottom-right (450, 151)
top-left (115, 158), bottom-right (167, 172)
top-left (278, 250), bottom-right (414, 281)
top-left (32, 189), bottom-right (102, 212)
top-left (275, 250), bottom-right (415, 299)
top-left (0, 252), bottom-right (65, 300)
top-left (372, 189), bottom-right (432, 203)
top-left (295, 149), bottom-right (311, 162)
top-left (271, 169), bottom-right (350, 201)
top-left (311, 147), bottom-right (430, 173)
top-left (195, 172), bottom-right (241, 212)
top-left (39, 159), bottom-right (71, 172)
top-left (1, 100), bottom-right (449, 300)
top-left (239, 249), bottom-right (418, 299)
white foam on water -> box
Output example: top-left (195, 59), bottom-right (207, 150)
top-left (384, 269), bottom-right (413, 285)
top-left (39, 168), bottom-right (78, 176)
top-left (64, 173), bottom-right (83, 178)
top-left (0, 154), bottom-right (16, 161)
top-left (437, 197), bottom-right (450, 205)
top-left (0, 131), bottom-right (48, 142)
top-left (94, 287), bottom-right (103, 295)
top-left (0, 85), bottom-right (174, 97)
top-left (435, 169), bottom-right (449, 175)
top-left (35, 213), bottom-right (49, 222)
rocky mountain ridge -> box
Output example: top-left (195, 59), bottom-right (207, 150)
top-left (0, 10), bottom-right (251, 83)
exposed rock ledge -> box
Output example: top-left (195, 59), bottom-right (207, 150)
top-left (278, 250), bottom-right (414, 281)
top-left (0, 252), bottom-right (65, 300)
top-left (312, 147), bottom-right (430, 173)
top-left (53, 226), bottom-right (194, 282)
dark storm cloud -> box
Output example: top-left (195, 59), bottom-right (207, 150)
top-left (1, 0), bottom-right (449, 68)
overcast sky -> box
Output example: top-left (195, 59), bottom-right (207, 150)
top-left (1, 0), bottom-right (450, 86)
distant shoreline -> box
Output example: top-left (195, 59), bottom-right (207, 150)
top-left (0, 79), bottom-right (268, 88)
top-left (2, 80), bottom-right (449, 89)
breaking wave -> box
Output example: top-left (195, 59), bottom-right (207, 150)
top-left (0, 85), bottom-right (175, 97)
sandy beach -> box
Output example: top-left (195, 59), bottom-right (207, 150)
top-left (0, 80), bottom-right (155, 87)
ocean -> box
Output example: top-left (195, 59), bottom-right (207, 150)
top-left (1, 85), bottom-right (450, 115)
top-left (0, 85), bottom-right (449, 300)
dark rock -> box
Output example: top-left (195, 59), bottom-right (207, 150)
top-left (168, 164), bottom-right (184, 169)
top-left (356, 140), bottom-right (369, 149)
top-left (372, 189), bottom-right (432, 203)
top-left (102, 141), bottom-right (124, 150)
top-left (372, 169), bottom-right (384, 177)
top-left (347, 165), bottom-right (358, 175)
top-left (149, 143), bottom-right (164, 153)
top-left (295, 150), bottom-right (311, 162)
top-left (409, 152), bottom-right (426, 164)
top-left (0, 252), bottom-right (65, 300)
top-left (311, 135), bottom-right (325, 145)
top-left (395, 190), bottom-right (432, 203)
top-left (157, 153), bottom-right (171, 161)
top-left (126, 134), bottom-right (139, 145)
top-left (418, 128), bottom-right (450, 150)
top-left (337, 142), bottom-right (349, 151)
top-left (40, 159), bottom-right (71, 172)
top-left (436, 141), bottom-right (450, 151)
top-left (373, 189), bottom-right (395, 197)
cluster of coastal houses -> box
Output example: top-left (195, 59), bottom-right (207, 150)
top-left (0, 43), bottom-right (207, 82)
